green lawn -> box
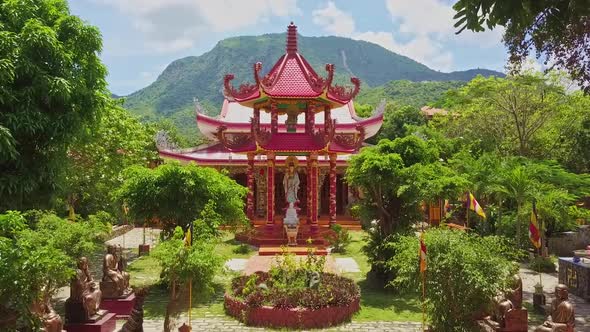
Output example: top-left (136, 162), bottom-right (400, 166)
top-left (129, 230), bottom-right (422, 322)
top-left (332, 231), bottom-right (422, 322)
top-left (128, 231), bottom-right (252, 319)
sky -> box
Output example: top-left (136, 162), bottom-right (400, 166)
top-left (69, 0), bottom-right (509, 96)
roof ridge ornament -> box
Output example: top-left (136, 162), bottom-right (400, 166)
top-left (286, 22), bottom-right (297, 54)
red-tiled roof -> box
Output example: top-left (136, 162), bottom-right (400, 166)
top-left (263, 55), bottom-right (322, 98)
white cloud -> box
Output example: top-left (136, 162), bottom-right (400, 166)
top-left (311, 0), bottom-right (503, 72)
top-left (91, 0), bottom-right (300, 53)
top-left (311, 1), bottom-right (454, 71)
top-left (311, 1), bottom-right (355, 36)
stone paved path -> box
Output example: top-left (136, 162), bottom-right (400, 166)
top-left (106, 227), bottom-right (161, 249)
top-left (520, 266), bottom-right (590, 331)
top-left (116, 317), bottom-right (423, 331)
top-left (242, 255), bottom-right (337, 275)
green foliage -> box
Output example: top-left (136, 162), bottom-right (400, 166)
top-left (347, 136), bottom-right (469, 237)
top-left (151, 226), bottom-right (223, 293)
top-left (529, 256), bottom-right (557, 273)
top-left (435, 73), bottom-right (590, 164)
top-left (389, 229), bottom-right (523, 331)
top-left (114, 162), bottom-right (247, 235)
top-left (453, 0), bottom-right (590, 93)
top-left (356, 80), bottom-right (466, 109)
top-left (0, 210), bottom-right (109, 329)
top-left (0, 0), bottom-right (108, 210)
top-left (62, 103), bottom-right (160, 217)
top-left (374, 104), bottom-right (426, 142)
top-left (268, 247), bottom-right (326, 291)
top-left (326, 224), bottom-right (352, 253)
top-left (449, 153), bottom-right (590, 243)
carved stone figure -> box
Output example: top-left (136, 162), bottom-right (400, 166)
top-left (534, 284), bottom-right (575, 332)
top-left (101, 244), bottom-right (131, 298)
top-left (119, 288), bottom-right (147, 332)
top-left (66, 257), bottom-right (105, 323)
top-left (282, 162), bottom-right (300, 205)
top-left (32, 297), bottom-right (64, 332)
top-left (482, 274), bottom-right (527, 331)
top-left (506, 273), bottom-right (523, 309)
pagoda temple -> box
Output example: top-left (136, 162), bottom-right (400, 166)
top-left (159, 23), bottom-right (383, 244)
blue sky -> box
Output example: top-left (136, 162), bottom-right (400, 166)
top-left (70, 0), bottom-right (509, 96)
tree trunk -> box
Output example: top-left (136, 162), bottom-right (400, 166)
top-left (163, 279), bottom-right (177, 332)
top-left (516, 202), bottom-right (522, 246)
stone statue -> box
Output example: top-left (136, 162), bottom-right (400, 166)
top-left (33, 297), bottom-right (64, 332)
top-left (101, 244), bottom-right (131, 298)
top-left (482, 274), bottom-right (527, 331)
top-left (506, 273), bottom-right (523, 309)
top-left (283, 162), bottom-right (300, 205)
top-left (66, 257), bottom-right (104, 323)
top-left (119, 288), bottom-right (147, 332)
top-left (534, 284), bottom-right (575, 332)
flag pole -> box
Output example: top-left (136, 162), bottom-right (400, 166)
top-left (422, 270), bottom-right (426, 332)
top-left (420, 215), bottom-right (426, 332)
top-left (188, 221), bottom-right (194, 329)
top-left (466, 192), bottom-right (470, 229)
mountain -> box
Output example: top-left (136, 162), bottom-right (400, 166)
top-left (356, 80), bottom-right (466, 108)
top-left (123, 33), bottom-right (504, 118)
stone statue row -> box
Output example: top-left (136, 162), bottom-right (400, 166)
top-left (37, 244), bottom-right (133, 331)
top-left (482, 273), bottom-right (575, 332)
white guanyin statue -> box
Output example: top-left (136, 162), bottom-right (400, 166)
top-left (282, 162), bottom-right (300, 206)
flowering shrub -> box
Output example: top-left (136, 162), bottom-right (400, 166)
top-left (228, 271), bottom-right (359, 310)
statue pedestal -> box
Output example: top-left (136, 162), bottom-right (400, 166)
top-left (64, 312), bottom-right (116, 332)
top-left (100, 293), bottom-right (136, 318)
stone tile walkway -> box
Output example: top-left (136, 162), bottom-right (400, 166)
top-left (225, 258), bottom-right (248, 272)
top-left (520, 266), bottom-right (590, 331)
top-left (242, 255), bottom-right (337, 275)
top-left (106, 227), bottom-right (161, 249)
top-left (334, 257), bottom-right (361, 273)
top-left (116, 316), bottom-right (423, 331)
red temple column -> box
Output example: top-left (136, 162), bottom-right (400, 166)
top-left (266, 152), bottom-right (275, 230)
top-left (310, 152), bottom-right (319, 232)
top-left (246, 153), bottom-right (255, 221)
top-left (329, 153), bottom-right (337, 225)
top-left (270, 103), bottom-right (278, 134)
top-left (324, 107), bottom-right (331, 132)
top-left (306, 156), bottom-right (312, 224)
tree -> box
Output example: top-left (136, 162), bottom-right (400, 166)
top-left (376, 104), bottom-right (426, 142)
top-left (347, 136), bottom-right (468, 237)
top-left (0, 210), bottom-right (110, 329)
top-left (390, 229), bottom-right (522, 331)
top-left (0, 0), bottom-right (108, 211)
top-left (436, 74), bottom-right (570, 158)
top-left (62, 103), bottom-right (160, 217)
top-left (453, 0), bottom-right (590, 93)
top-left (114, 163), bottom-right (248, 236)
top-left (347, 136), bottom-right (469, 279)
top-left (151, 226), bottom-right (223, 332)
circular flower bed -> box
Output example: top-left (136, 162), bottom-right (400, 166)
top-left (225, 271), bottom-right (360, 329)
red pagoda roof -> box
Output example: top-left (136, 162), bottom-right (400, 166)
top-left (223, 22), bottom-right (360, 106)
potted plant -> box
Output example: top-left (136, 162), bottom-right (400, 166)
top-left (138, 220), bottom-right (150, 256)
top-left (533, 282), bottom-right (546, 309)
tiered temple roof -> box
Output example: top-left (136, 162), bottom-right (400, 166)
top-left (159, 23), bottom-right (383, 165)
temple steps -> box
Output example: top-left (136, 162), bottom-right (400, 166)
top-left (258, 245), bottom-right (328, 256)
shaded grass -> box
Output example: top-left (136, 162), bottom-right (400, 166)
top-left (332, 231), bottom-right (422, 322)
top-left (129, 231), bottom-right (249, 319)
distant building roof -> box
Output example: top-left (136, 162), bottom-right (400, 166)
top-left (420, 106), bottom-right (448, 119)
